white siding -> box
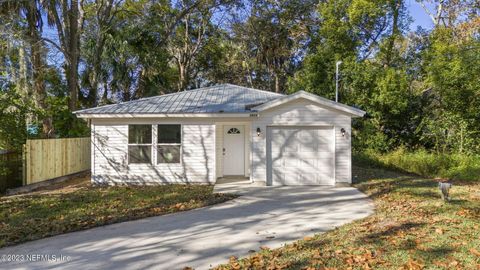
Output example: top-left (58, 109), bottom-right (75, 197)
top-left (215, 124), bottom-right (223, 178)
top-left (88, 99), bottom-right (353, 185)
top-left (251, 98), bottom-right (352, 184)
top-left (244, 124), bottom-right (251, 177)
top-left (91, 119), bottom-right (215, 184)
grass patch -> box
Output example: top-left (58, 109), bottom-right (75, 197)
top-left (215, 166), bottom-right (480, 269)
top-left (354, 148), bottom-right (480, 182)
top-left (0, 179), bottom-right (235, 248)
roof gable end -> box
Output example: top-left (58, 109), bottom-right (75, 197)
top-left (252, 90), bottom-right (366, 117)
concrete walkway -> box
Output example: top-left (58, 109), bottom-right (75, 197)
top-left (0, 186), bottom-right (373, 270)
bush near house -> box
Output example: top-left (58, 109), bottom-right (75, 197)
top-left (354, 149), bottom-right (480, 182)
top-left (0, 177), bottom-right (235, 248)
top-left (215, 166), bottom-right (480, 269)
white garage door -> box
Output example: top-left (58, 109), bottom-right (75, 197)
top-left (267, 127), bottom-right (334, 186)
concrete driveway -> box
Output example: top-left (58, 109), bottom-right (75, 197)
top-left (0, 186), bottom-right (373, 270)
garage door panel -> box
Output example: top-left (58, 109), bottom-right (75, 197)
top-left (271, 144), bottom-right (298, 154)
top-left (299, 142), bottom-right (318, 153)
top-left (301, 158), bottom-right (317, 169)
top-left (274, 172), bottom-right (320, 185)
top-left (317, 156), bottom-right (334, 165)
top-left (272, 139), bottom-right (298, 154)
top-left (278, 173), bottom-right (320, 185)
top-left (272, 129), bottom-right (296, 142)
top-left (269, 126), bottom-right (334, 186)
top-left (281, 157), bottom-right (302, 168)
top-left (274, 159), bottom-right (320, 173)
top-left (300, 173), bottom-right (319, 185)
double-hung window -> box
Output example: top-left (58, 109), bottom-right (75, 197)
top-left (128, 125), bottom-right (152, 164)
top-left (157, 125), bottom-right (181, 164)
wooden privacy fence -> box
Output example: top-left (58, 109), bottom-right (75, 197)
top-left (24, 137), bottom-right (91, 185)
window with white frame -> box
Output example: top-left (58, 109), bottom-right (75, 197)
top-left (128, 125), bottom-right (152, 164)
top-left (157, 125), bottom-right (181, 164)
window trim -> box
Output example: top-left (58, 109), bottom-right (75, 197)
top-left (156, 124), bottom-right (182, 165)
top-left (127, 124), bottom-right (153, 164)
top-left (227, 127), bottom-right (241, 134)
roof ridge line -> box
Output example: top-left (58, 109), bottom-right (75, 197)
top-left (74, 83), bottom-right (284, 114)
top-left (74, 85), bottom-right (222, 114)
top-left (223, 83), bottom-right (285, 96)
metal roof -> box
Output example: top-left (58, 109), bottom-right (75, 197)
top-left (74, 84), bottom-right (284, 115)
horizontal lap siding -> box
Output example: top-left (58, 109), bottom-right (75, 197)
top-left (91, 119), bottom-right (215, 184)
top-left (252, 99), bottom-right (352, 184)
top-left (215, 125), bottom-right (223, 178)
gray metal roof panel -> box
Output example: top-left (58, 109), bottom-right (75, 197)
top-left (74, 84), bottom-right (284, 114)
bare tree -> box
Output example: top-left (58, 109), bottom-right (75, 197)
top-left (416, 0), bottom-right (479, 27)
top-left (169, 6), bottom-right (210, 91)
top-left (42, 0), bottom-right (86, 110)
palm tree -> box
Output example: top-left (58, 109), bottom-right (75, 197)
top-left (0, 0), bottom-right (54, 137)
top-left (41, 0), bottom-right (85, 111)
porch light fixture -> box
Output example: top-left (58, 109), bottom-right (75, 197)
top-left (340, 128), bottom-right (346, 137)
top-left (256, 127), bottom-right (262, 136)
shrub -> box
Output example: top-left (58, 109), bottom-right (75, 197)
top-left (354, 148), bottom-right (480, 181)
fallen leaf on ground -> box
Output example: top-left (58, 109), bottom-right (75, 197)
top-left (403, 259), bottom-right (424, 270)
top-left (470, 248), bottom-right (480, 257)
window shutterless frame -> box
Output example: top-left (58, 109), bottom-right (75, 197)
top-left (156, 124), bottom-right (182, 164)
top-left (127, 125), bottom-right (153, 164)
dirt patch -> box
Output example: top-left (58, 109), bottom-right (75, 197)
top-left (6, 174), bottom-right (91, 198)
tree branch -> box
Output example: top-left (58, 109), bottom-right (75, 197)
top-left (418, 0), bottom-right (438, 26)
top-left (41, 37), bottom-right (68, 59)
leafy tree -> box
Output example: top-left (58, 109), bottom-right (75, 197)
top-left (418, 24), bottom-right (480, 153)
top-left (0, 0), bottom-right (478, 156)
top-left (0, 0), bottom-right (54, 137)
top-left (229, 0), bottom-right (315, 93)
top-left (0, 84), bottom-right (37, 151)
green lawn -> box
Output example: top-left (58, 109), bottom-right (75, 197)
top-left (0, 179), bottom-right (235, 248)
top-left (215, 166), bottom-right (480, 270)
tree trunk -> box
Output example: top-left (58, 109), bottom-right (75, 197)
top-left (18, 43), bottom-right (29, 96)
top-left (274, 73), bottom-right (281, 93)
top-left (386, 0), bottom-right (401, 66)
top-left (178, 63), bottom-right (187, 91)
top-left (89, 0), bottom-right (114, 106)
top-left (26, 1), bottom-right (54, 137)
top-left (66, 60), bottom-right (79, 110)
top-left (67, 0), bottom-right (81, 110)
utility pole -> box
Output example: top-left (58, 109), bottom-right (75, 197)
top-left (335, 61), bottom-right (342, 102)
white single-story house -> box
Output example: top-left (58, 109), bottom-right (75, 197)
top-left (74, 84), bottom-right (365, 186)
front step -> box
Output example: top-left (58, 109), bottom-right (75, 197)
top-left (213, 179), bottom-right (267, 194)
top-left (216, 176), bottom-right (249, 184)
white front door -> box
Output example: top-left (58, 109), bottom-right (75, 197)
top-left (223, 125), bottom-right (245, 175)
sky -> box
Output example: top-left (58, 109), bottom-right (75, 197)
top-left (41, 0), bottom-right (436, 67)
top-left (406, 0), bottom-right (435, 30)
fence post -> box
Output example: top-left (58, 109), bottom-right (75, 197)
top-left (22, 143), bottom-right (26, 186)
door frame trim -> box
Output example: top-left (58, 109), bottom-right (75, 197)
top-left (222, 125), bottom-right (246, 176)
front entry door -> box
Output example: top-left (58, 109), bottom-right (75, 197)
top-left (223, 125), bottom-right (245, 175)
